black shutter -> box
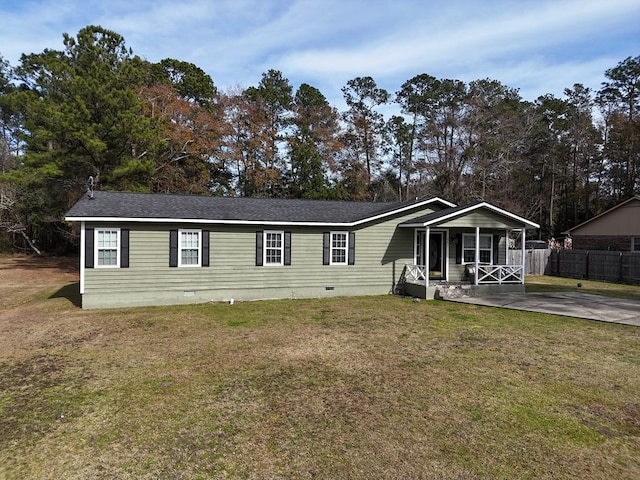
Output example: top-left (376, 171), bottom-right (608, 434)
top-left (284, 231), bottom-right (291, 266)
top-left (493, 234), bottom-right (500, 264)
top-left (323, 232), bottom-right (330, 265)
top-left (256, 231), bottom-right (263, 266)
top-left (169, 230), bottom-right (178, 267)
top-left (348, 232), bottom-right (356, 265)
top-left (202, 230), bottom-right (210, 267)
top-left (455, 233), bottom-right (463, 264)
top-left (85, 228), bottom-right (94, 269)
top-left (120, 229), bottom-right (130, 268)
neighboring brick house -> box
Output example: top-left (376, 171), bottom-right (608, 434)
top-left (564, 196), bottom-right (640, 251)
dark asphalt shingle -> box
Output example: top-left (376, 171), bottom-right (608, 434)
top-left (65, 190), bottom-right (431, 224)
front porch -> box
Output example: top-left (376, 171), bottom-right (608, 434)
top-left (398, 264), bottom-right (526, 300)
top-left (396, 201), bottom-right (539, 300)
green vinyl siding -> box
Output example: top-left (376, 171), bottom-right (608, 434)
top-left (81, 208), bottom-right (426, 308)
top-left (437, 211), bottom-right (524, 229)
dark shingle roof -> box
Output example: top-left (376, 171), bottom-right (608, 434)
top-left (65, 190), bottom-right (438, 225)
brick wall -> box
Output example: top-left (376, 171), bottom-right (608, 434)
top-left (571, 235), bottom-right (634, 251)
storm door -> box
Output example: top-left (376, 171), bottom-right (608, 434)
top-left (416, 231), bottom-right (446, 280)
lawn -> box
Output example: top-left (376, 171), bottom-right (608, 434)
top-left (1, 256), bottom-right (639, 479)
top-left (526, 274), bottom-right (640, 301)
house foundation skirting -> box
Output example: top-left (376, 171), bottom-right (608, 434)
top-left (402, 281), bottom-right (525, 300)
top-left (81, 283), bottom-right (397, 309)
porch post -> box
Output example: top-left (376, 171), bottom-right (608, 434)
top-left (474, 226), bottom-right (480, 285)
top-left (505, 229), bottom-right (510, 265)
top-left (520, 227), bottom-right (526, 284)
top-left (425, 227), bottom-right (430, 289)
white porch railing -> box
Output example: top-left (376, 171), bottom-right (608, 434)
top-left (401, 264), bottom-right (525, 285)
top-left (404, 264), bottom-right (427, 281)
top-left (475, 264), bottom-right (524, 284)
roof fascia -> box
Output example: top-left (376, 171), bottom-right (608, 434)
top-left (400, 202), bottom-right (540, 229)
top-left (65, 216), bottom-right (354, 227)
top-left (350, 197), bottom-right (456, 226)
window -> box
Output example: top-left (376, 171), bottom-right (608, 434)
top-left (96, 228), bottom-right (120, 267)
top-left (323, 231), bottom-right (355, 266)
top-left (85, 228), bottom-right (129, 269)
top-left (331, 232), bottom-right (348, 265)
top-left (634, 237), bottom-right (640, 251)
top-left (462, 234), bottom-right (492, 264)
top-left (264, 231), bottom-right (283, 266)
top-left (169, 229), bottom-right (209, 267)
top-left (264, 231), bottom-right (284, 266)
top-left (179, 229), bottom-right (201, 267)
top-left (255, 231), bottom-right (291, 266)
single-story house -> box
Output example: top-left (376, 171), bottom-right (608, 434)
top-left (564, 196), bottom-right (640, 251)
top-left (64, 191), bottom-right (540, 309)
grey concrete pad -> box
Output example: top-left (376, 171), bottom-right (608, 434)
top-left (447, 292), bottom-right (640, 326)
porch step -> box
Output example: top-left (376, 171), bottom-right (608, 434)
top-left (434, 283), bottom-right (478, 300)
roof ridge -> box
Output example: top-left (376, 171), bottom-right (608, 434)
top-left (94, 190), bottom-right (404, 206)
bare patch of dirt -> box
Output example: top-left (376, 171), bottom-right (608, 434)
top-left (0, 255), bottom-right (80, 359)
top-left (0, 255), bottom-right (78, 306)
top-left (0, 353), bottom-right (91, 449)
top-left (0, 254), bottom-right (77, 279)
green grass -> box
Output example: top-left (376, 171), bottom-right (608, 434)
top-left (1, 266), bottom-right (639, 479)
top-left (526, 274), bottom-right (640, 300)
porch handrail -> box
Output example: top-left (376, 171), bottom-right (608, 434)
top-left (476, 264), bottom-right (523, 284)
top-left (402, 263), bottom-right (524, 285)
top-left (404, 264), bottom-right (427, 282)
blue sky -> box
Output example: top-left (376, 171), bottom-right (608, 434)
top-left (1, 0), bottom-right (638, 109)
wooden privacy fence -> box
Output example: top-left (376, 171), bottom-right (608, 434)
top-left (508, 249), bottom-right (552, 276)
top-left (509, 249), bottom-right (640, 285)
top-left (546, 250), bottom-right (640, 285)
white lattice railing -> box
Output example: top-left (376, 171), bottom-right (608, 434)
top-left (404, 264), bottom-right (427, 281)
top-left (475, 265), bottom-right (524, 284)
top-left (402, 264), bottom-right (524, 285)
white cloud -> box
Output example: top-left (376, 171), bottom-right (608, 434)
top-left (1, 0), bottom-right (638, 105)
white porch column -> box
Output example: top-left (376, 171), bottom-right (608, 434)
top-left (474, 226), bottom-right (480, 285)
top-left (505, 229), bottom-right (510, 265)
top-left (425, 227), bottom-right (430, 288)
top-left (520, 227), bottom-right (526, 284)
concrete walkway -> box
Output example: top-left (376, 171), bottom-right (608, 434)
top-left (446, 292), bottom-right (640, 326)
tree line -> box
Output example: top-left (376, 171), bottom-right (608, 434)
top-left (0, 26), bottom-right (638, 253)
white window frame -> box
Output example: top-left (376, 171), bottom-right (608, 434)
top-left (462, 233), bottom-right (493, 264)
top-left (264, 230), bottom-right (284, 266)
top-left (178, 229), bottom-right (202, 267)
top-left (95, 228), bottom-right (120, 268)
top-left (330, 231), bottom-right (349, 265)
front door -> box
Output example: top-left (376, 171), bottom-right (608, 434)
top-left (416, 231), bottom-right (446, 280)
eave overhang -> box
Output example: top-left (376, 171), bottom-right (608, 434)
top-left (398, 202), bottom-right (540, 229)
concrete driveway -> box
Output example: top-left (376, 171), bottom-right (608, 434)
top-left (446, 292), bottom-right (640, 326)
